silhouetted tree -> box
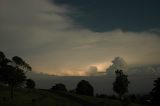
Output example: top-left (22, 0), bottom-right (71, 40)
top-left (76, 80), bottom-right (94, 96)
top-left (12, 56), bottom-right (32, 73)
top-left (0, 52), bottom-right (11, 85)
top-left (51, 83), bottom-right (67, 91)
top-left (0, 51), bottom-right (32, 98)
top-left (151, 77), bottom-right (160, 106)
top-left (0, 51), bottom-right (11, 67)
top-left (113, 70), bottom-right (130, 100)
top-left (26, 79), bottom-right (35, 89)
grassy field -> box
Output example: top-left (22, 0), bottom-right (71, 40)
top-left (0, 87), bottom-right (81, 106)
top-left (71, 93), bottom-right (144, 106)
top-left (0, 87), bottom-right (145, 106)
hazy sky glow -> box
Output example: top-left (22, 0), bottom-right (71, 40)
top-left (0, 0), bottom-right (160, 76)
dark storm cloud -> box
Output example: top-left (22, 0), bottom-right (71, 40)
top-left (51, 0), bottom-right (160, 32)
top-left (1, 0), bottom-right (160, 75)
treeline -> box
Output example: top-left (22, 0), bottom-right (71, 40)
top-left (51, 80), bottom-right (94, 96)
top-left (49, 67), bottom-right (160, 106)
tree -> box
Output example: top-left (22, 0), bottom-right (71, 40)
top-left (76, 80), bottom-right (94, 96)
top-left (0, 52), bottom-right (11, 85)
top-left (12, 56), bottom-right (32, 73)
top-left (151, 77), bottom-right (160, 106)
top-left (113, 70), bottom-right (130, 100)
top-left (26, 79), bottom-right (35, 89)
top-left (0, 51), bottom-right (32, 98)
top-left (51, 83), bottom-right (67, 91)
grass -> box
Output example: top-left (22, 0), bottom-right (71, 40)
top-left (0, 87), bottom-right (81, 106)
top-left (0, 87), bottom-right (146, 106)
top-left (69, 93), bottom-right (145, 106)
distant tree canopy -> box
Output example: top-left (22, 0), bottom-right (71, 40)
top-left (151, 77), bottom-right (160, 106)
top-left (113, 70), bottom-right (130, 100)
top-left (0, 51), bottom-right (32, 98)
top-left (26, 79), bottom-right (35, 89)
top-left (76, 80), bottom-right (94, 96)
top-left (51, 83), bottom-right (67, 91)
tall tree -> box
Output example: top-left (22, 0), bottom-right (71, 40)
top-left (113, 70), bottom-right (130, 100)
top-left (76, 80), bottom-right (94, 96)
top-left (0, 51), bottom-right (11, 84)
top-left (151, 77), bottom-right (160, 106)
top-left (11, 56), bottom-right (32, 98)
top-left (0, 51), bottom-right (32, 98)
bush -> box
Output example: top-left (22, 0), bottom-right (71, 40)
top-left (26, 79), bottom-right (35, 89)
top-left (51, 83), bottom-right (67, 91)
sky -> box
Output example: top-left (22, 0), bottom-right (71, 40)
top-left (0, 0), bottom-right (160, 76)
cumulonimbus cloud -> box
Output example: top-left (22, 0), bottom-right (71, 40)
top-left (0, 0), bottom-right (160, 76)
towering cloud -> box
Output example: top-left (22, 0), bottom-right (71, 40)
top-left (106, 57), bottom-right (128, 76)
